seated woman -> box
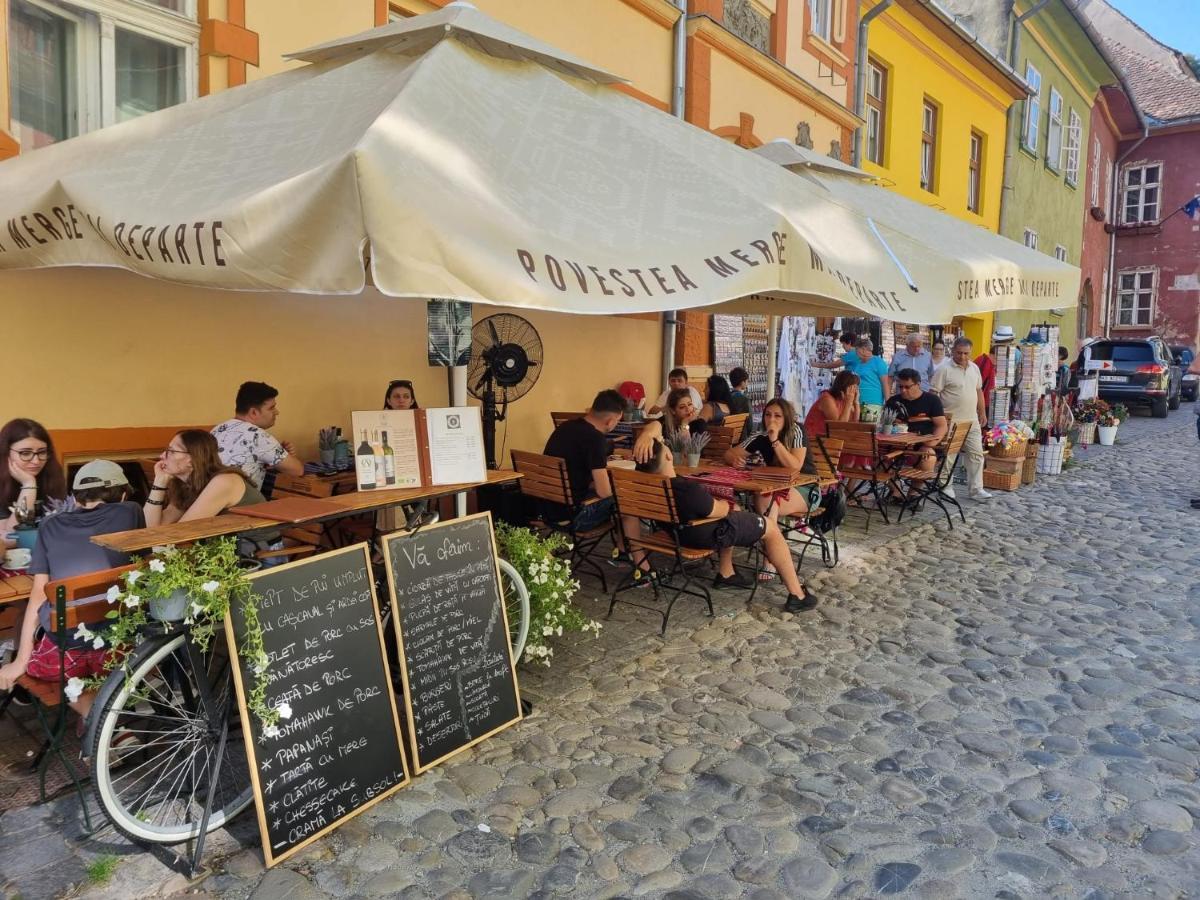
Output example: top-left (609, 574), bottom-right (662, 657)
top-left (0, 461), bottom-right (143, 722)
top-left (699, 375), bottom-right (732, 425)
top-left (636, 441), bottom-right (816, 613)
top-left (804, 371), bottom-right (860, 437)
top-left (724, 399), bottom-right (820, 580)
top-left (663, 387), bottom-right (703, 442)
top-left (384, 380), bottom-right (419, 411)
top-left (145, 430), bottom-right (283, 560)
top-left (1, 418), bottom-right (68, 546)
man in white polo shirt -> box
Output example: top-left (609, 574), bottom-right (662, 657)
top-left (932, 337), bottom-right (991, 500)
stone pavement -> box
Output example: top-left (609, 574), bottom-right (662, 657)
top-left (4, 409), bottom-right (1200, 899)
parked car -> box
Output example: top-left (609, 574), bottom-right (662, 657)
top-left (1075, 337), bottom-right (1182, 418)
top-left (1170, 345), bottom-right (1198, 402)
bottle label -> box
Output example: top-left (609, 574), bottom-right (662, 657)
top-left (356, 455), bottom-right (377, 489)
top-left (383, 455), bottom-right (396, 484)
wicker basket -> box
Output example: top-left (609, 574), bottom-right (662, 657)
top-left (1021, 456), bottom-right (1037, 485)
top-left (982, 469), bottom-right (1021, 491)
top-left (989, 440), bottom-right (1027, 459)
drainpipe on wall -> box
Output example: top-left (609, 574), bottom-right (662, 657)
top-left (997, 0), bottom-right (1050, 241)
top-left (851, 0), bottom-right (894, 167)
top-left (662, 0), bottom-right (687, 388)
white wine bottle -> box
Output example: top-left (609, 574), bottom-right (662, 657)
top-left (372, 428), bottom-right (385, 486)
top-left (356, 429), bottom-right (376, 490)
top-left (381, 430), bottom-right (396, 485)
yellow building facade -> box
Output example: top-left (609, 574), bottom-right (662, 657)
top-left (0, 0), bottom-right (864, 455)
top-left (861, 0), bottom-right (1027, 349)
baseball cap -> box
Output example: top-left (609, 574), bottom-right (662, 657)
top-left (73, 460), bottom-right (130, 491)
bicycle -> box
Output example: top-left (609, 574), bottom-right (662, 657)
top-left (86, 553), bottom-right (530, 845)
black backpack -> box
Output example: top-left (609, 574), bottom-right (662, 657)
top-left (813, 485), bottom-right (846, 533)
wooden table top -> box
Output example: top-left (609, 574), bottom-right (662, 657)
top-left (0, 573), bottom-right (33, 604)
top-left (875, 432), bottom-right (930, 447)
top-left (676, 464), bottom-right (817, 495)
top-left (93, 470), bottom-right (523, 553)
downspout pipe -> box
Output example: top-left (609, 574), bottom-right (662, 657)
top-left (663, 0), bottom-right (687, 388)
top-left (1058, 0), bottom-right (1150, 339)
top-left (851, 0), bottom-right (894, 167)
top-left (997, 0), bottom-right (1051, 240)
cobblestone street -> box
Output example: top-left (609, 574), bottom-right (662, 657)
top-left (5, 411), bottom-right (1198, 899)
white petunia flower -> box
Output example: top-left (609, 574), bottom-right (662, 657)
top-left (126, 570), bottom-right (142, 585)
top-left (106, 585), bottom-right (122, 604)
top-left (191, 601), bottom-right (206, 618)
top-left (92, 636), bottom-right (105, 650)
top-left (262, 724), bottom-right (280, 739)
top-left (148, 558), bottom-right (166, 573)
top-left (556, 626), bottom-right (563, 637)
top-left (64, 677), bottom-right (86, 703)
top-left (543, 626), bottom-right (554, 637)
top-left (124, 594), bottom-right (141, 609)
top-left (75, 622), bottom-right (94, 642)
top-left (277, 701), bottom-right (293, 719)
top-left (201, 580), bottom-right (219, 594)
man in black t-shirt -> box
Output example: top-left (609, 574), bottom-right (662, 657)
top-left (884, 368), bottom-right (947, 474)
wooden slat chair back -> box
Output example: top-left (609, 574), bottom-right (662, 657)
top-left (824, 420), bottom-right (875, 438)
top-left (700, 425), bottom-right (736, 462)
top-left (12, 563), bottom-right (137, 830)
top-left (825, 422), bottom-right (899, 530)
top-left (550, 411), bottom-right (584, 430)
top-left (812, 437), bottom-right (843, 490)
top-left (826, 422), bottom-right (882, 462)
top-left (608, 468), bottom-right (718, 634)
top-left (722, 413), bottom-right (749, 436)
top-left (511, 450), bottom-right (615, 590)
top-left (895, 420), bottom-right (972, 530)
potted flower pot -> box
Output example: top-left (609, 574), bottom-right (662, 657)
top-left (1097, 424), bottom-right (1118, 446)
top-left (149, 588), bottom-right (190, 622)
top-left (1077, 422), bottom-right (1097, 445)
top-left (319, 448), bottom-right (336, 466)
top-left (687, 452), bottom-right (701, 467)
top-left (672, 451), bottom-right (685, 467)
top-left (11, 525), bottom-right (38, 551)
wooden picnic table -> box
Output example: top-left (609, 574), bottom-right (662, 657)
top-left (93, 470), bottom-right (522, 553)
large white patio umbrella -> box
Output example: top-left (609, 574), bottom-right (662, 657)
top-left (0, 2), bottom-right (1077, 323)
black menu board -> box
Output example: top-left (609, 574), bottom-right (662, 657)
top-left (226, 544), bottom-right (409, 867)
top-left (383, 512), bottom-right (522, 773)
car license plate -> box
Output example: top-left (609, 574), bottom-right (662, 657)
top-left (1099, 375), bottom-right (1128, 383)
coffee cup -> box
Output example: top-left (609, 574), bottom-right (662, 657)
top-left (4, 548), bottom-right (31, 569)
top-left (893, 424), bottom-right (909, 434)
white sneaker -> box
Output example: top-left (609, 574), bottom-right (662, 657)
top-left (969, 489), bottom-right (993, 500)
top-left (942, 486), bottom-right (956, 499)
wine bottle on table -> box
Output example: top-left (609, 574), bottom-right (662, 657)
top-left (371, 429), bottom-right (385, 485)
top-left (381, 430), bottom-right (396, 485)
top-left (356, 429), bottom-right (376, 489)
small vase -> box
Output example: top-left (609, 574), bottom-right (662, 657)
top-left (149, 588), bottom-right (190, 622)
top-left (12, 526), bottom-right (38, 551)
top-left (1097, 424), bottom-right (1117, 446)
top-left (319, 448), bottom-right (336, 466)
top-left (687, 452), bottom-right (701, 467)
top-left (672, 451), bottom-right (685, 467)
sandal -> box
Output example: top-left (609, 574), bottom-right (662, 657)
top-left (757, 565), bottom-right (777, 583)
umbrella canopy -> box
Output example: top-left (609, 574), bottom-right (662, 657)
top-left (0, 1), bottom-right (1077, 323)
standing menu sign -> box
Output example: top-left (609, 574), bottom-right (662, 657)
top-left (227, 545), bottom-right (410, 866)
top-left (383, 512), bottom-right (522, 773)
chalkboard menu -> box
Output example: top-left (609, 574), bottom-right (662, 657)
top-left (383, 512), bottom-right (522, 773)
top-left (226, 544), bottom-right (410, 867)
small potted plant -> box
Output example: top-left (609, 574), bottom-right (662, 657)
top-left (1073, 398), bottom-right (1110, 445)
top-left (1096, 403), bottom-right (1128, 446)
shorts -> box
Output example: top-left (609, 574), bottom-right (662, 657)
top-left (572, 496), bottom-right (615, 533)
top-left (25, 635), bottom-right (110, 681)
top-left (679, 511), bottom-right (766, 550)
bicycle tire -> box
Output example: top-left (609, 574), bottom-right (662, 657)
top-left (497, 558), bottom-right (530, 663)
top-left (90, 631), bottom-right (253, 844)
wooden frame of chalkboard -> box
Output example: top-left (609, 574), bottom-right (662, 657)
top-left (383, 511), bottom-right (523, 774)
top-left (224, 543), bottom-right (411, 867)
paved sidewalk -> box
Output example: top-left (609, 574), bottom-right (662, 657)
top-left (4, 408), bottom-right (1198, 899)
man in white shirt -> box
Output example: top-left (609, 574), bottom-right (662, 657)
top-left (212, 381), bottom-right (304, 490)
top-left (931, 337), bottom-right (991, 500)
top-left (888, 334), bottom-right (936, 391)
top-left (647, 368), bottom-right (703, 418)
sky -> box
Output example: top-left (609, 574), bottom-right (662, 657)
top-left (1105, 0), bottom-right (1200, 58)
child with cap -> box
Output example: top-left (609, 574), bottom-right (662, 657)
top-left (0, 460), bottom-right (144, 718)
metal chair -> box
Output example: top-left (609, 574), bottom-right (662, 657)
top-left (826, 422), bottom-right (902, 531)
top-left (895, 421), bottom-right (971, 529)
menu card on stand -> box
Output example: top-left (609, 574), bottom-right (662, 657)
top-left (425, 407), bottom-right (487, 486)
top-left (226, 545), bottom-right (410, 866)
top-left (383, 512), bottom-right (522, 773)
top-left (349, 410), bottom-right (422, 491)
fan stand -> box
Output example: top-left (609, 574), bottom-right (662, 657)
top-left (480, 382), bottom-right (505, 470)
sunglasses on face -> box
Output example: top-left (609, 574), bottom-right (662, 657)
top-left (11, 448), bottom-right (49, 462)
top-left (388, 381), bottom-right (413, 390)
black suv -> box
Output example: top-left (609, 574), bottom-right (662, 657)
top-left (1170, 346), bottom-right (1198, 402)
top-left (1077, 337), bottom-right (1182, 418)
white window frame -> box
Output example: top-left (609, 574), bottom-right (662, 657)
top-left (810, 0), bottom-right (833, 42)
top-left (1022, 63), bottom-right (1041, 152)
top-left (967, 130), bottom-right (982, 214)
top-left (1054, 245), bottom-right (1067, 262)
top-left (1063, 108), bottom-right (1081, 186)
top-left (1089, 135), bottom-right (1101, 207)
top-left (1046, 87), bottom-right (1063, 172)
top-left (9, 0), bottom-right (198, 144)
top-left (865, 58), bottom-right (885, 166)
top-left (1023, 228), bottom-right (1038, 250)
top-left (1114, 268), bottom-right (1156, 327)
top-left (1122, 162), bottom-right (1163, 224)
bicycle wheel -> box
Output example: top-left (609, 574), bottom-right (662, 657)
top-left (497, 558), bottom-right (530, 663)
top-left (90, 631), bottom-right (253, 844)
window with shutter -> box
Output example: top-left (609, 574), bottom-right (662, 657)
top-left (1046, 88), bottom-right (1063, 172)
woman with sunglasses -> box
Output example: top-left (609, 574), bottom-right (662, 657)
top-left (383, 380), bottom-right (419, 411)
top-left (1, 418), bottom-right (67, 542)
